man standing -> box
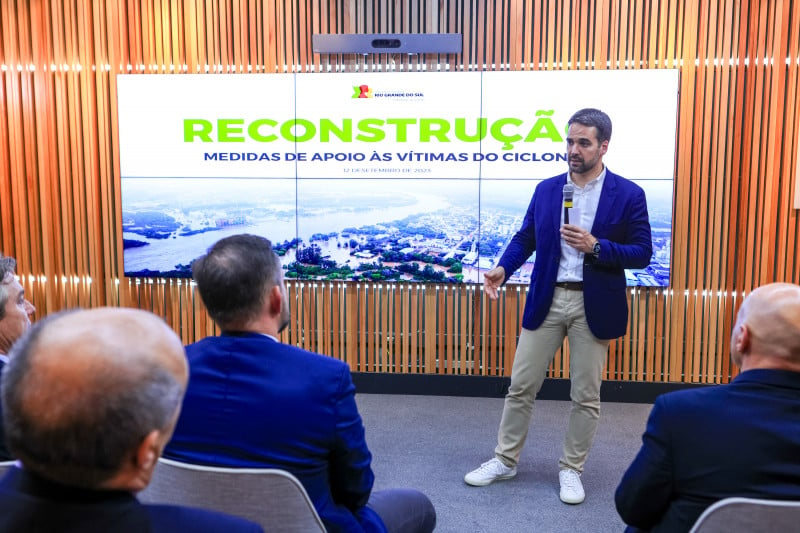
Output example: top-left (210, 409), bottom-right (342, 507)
top-left (616, 283), bottom-right (800, 532)
top-left (464, 109), bottom-right (652, 504)
top-left (0, 307), bottom-right (262, 532)
top-left (0, 253), bottom-right (36, 460)
top-left (165, 234), bottom-right (436, 533)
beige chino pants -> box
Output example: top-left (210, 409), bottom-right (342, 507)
top-left (494, 287), bottom-right (609, 473)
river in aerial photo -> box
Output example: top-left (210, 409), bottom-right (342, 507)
top-left (121, 177), bottom-right (470, 275)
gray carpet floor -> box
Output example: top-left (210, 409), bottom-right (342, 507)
top-left (356, 393), bottom-right (653, 533)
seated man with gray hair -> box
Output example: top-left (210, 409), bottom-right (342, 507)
top-left (0, 253), bottom-right (36, 460)
top-left (0, 307), bottom-right (263, 533)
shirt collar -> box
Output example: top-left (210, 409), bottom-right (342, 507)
top-left (568, 165), bottom-right (607, 190)
top-left (221, 330), bottom-right (279, 343)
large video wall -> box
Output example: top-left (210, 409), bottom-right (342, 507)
top-left (118, 70), bottom-right (677, 286)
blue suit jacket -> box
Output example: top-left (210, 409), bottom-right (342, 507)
top-left (497, 170), bottom-right (652, 339)
top-left (164, 332), bottom-right (386, 533)
top-left (0, 466), bottom-right (263, 533)
top-left (615, 369), bottom-right (800, 532)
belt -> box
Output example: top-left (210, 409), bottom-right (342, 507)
top-left (554, 281), bottom-right (584, 291)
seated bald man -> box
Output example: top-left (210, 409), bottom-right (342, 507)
top-left (0, 308), bottom-right (263, 533)
top-left (616, 283), bottom-right (800, 532)
top-left (0, 253), bottom-right (36, 460)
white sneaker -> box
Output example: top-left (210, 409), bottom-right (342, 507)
top-left (464, 458), bottom-right (517, 486)
top-left (559, 468), bottom-right (585, 504)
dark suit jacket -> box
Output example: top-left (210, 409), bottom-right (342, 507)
top-left (497, 170), bottom-right (652, 339)
top-left (164, 332), bottom-right (386, 533)
top-left (0, 359), bottom-right (10, 461)
top-left (615, 369), bottom-right (800, 532)
top-left (0, 466), bottom-right (263, 533)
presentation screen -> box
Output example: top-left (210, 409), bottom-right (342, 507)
top-left (117, 70), bottom-right (677, 286)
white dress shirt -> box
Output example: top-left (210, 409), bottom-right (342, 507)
top-left (557, 167), bottom-right (606, 282)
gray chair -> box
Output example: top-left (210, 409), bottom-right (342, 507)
top-left (0, 460), bottom-right (16, 477)
top-left (139, 458), bottom-right (326, 533)
top-left (689, 497), bottom-right (800, 533)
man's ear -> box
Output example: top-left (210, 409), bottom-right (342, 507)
top-left (101, 429), bottom-right (162, 492)
top-left (99, 427), bottom-right (169, 492)
top-left (268, 284), bottom-right (283, 316)
top-left (734, 324), bottom-right (751, 355)
top-left (136, 429), bottom-right (162, 472)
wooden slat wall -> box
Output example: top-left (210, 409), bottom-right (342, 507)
top-left (1, 0), bottom-right (799, 384)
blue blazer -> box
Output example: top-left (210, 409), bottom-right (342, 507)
top-left (164, 332), bottom-right (386, 533)
top-left (615, 369), bottom-right (800, 532)
top-left (0, 466), bottom-right (263, 533)
top-left (497, 170), bottom-right (652, 339)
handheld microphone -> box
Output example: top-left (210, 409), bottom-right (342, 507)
top-left (562, 183), bottom-right (574, 225)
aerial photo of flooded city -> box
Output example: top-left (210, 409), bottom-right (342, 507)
top-left (122, 177), bottom-right (672, 286)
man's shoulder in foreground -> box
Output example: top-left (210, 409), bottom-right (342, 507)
top-left (146, 503), bottom-right (263, 533)
top-left (655, 368), bottom-right (800, 408)
top-left (0, 467), bottom-right (263, 533)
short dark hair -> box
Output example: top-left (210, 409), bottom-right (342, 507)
top-left (191, 234), bottom-right (283, 329)
top-left (0, 254), bottom-right (18, 320)
top-left (1, 312), bottom-right (184, 488)
top-left (568, 108), bottom-right (613, 144)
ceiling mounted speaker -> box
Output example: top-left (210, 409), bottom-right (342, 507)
top-left (312, 33), bottom-right (462, 54)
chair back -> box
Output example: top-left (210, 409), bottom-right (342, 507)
top-left (689, 496), bottom-right (800, 533)
top-left (139, 458), bottom-right (326, 533)
top-left (0, 460), bottom-right (16, 478)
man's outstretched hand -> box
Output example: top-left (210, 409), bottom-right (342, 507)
top-left (483, 266), bottom-right (506, 300)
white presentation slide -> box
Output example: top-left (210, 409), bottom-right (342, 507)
top-left (117, 70), bottom-right (678, 286)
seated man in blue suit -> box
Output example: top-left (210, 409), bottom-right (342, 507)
top-left (0, 307), bottom-right (263, 533)
top-left (0, 253), bottom-right (36, 460)
top-left (616, 282), bottom-right (800, 532)
top-left (165, 234), bottom-right (436, 533)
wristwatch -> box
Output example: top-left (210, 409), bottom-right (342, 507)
top-left (592, 241), bottom-right (601, 257)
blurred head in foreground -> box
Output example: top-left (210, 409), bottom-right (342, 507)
top-left (2, 307), bottom-right (188, 491)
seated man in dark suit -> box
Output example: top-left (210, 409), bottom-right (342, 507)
top-left (165, 234), bottom-right (436, 533)
top-left (0, 253), bottom-right (36, 460)
top-left (616, 282), bottom-right (800, 532)
top-left (0, 307), bottom-right (263, 533)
